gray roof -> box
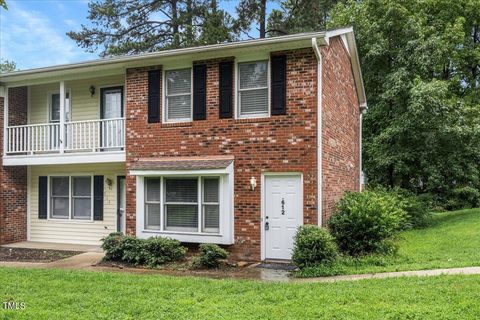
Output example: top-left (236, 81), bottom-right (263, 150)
top-left (130, 157), bottom-right (234, 171)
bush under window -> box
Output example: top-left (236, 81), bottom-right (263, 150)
top-left (101, 233), bottom-right (186, 267)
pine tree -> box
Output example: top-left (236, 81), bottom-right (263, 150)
top-left (67, 0), bottom-right (234, 56)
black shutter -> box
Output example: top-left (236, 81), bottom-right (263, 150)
top-left (38, 176), bottom-right (48, 219)
top-left (271, 55), bottom-right (287, 115)
top-left (148, 69), bottom-right (161, 123)
top-left (193, 64), bottom-right (207, 120)
top-left (93, 176), bottom-right (104, 221)
top-left (219, 61), bottom-right (233, 119)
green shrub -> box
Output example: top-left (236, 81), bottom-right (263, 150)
top-left (119, 236), bottom-right (145, 265)
top-left (101, 233), bottom-right (186, 267)
top-left (391, 188), bottom-right (432, 229)
top-left (142, 237), bottom-right (187, 267)
top-left (446, 186), bottom-right (480, 210)
top-left (328, 190), bottom-right (406, 256)
top-left (291, 225), bottom-right (338, 269)
top-left (101, 232), bottom-right (125, 261)
top-left (193, 243), bottom-right (229, 269)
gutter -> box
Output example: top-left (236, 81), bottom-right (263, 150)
top-left (311, 37), bottom-right (323, 227)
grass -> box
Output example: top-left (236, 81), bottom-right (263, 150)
top-left (299, 208), bottom-right (480, 277)
top-left (1, 267), bottom-right (480, 319)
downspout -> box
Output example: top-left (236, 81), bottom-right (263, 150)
top-left (312, 37), bottom-right (323, 227)
top-left (359, 110), bottom-right (363, 190)
top-left (359, 103), bottom-right (367, 190)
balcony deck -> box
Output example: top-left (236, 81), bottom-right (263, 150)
top-left (3, 118), bottom-right (125, 166)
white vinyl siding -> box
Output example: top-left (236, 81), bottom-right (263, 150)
top-left (29, 163), bottom-right (124, 245)
top-left (165, 68), bottom-right (192, 122)
top-left (238, 61), bottom-right (269, 118)
top-left (28, 75), bottom-right (124, 124)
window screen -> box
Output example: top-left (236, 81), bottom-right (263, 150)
top-left (145, 178), bottom-right (161, 230)
top-left (50, 176), bottom-right (69, 219)
top-left (238, 61), bottom-right (268, 117)
top-left (202, 178), bottom-right (219, 233)
top-left (165, 68), bottom-right (192, 122)
top-left (72, 177), bottom-right (91, 220)
top-left (164, 178), bottom-right (198, 232)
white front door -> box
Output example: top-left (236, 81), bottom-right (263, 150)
top-left (264, 175), bottom-right (303, 260)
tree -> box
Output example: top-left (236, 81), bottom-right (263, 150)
top-left (68, 0), bottom-right (235, 56)
top-left (268, 0), bottom-right (344, 36)
top-left (234, 0), bottom-right (268, 38)
top-left (0, 0), bottom-right (7, 10)
top-left (328, 0), bottom-right (480, 208)
top-left (0, 59), bottom-right (16, 73)
top-left (198, 0), bottom-right (235, 45)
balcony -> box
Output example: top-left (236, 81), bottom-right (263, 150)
top-left (4, 118), bottom-right (125, 165)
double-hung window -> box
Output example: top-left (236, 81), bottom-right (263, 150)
top-left (50, 176), bottom-right (92, 220)
top-left (144, 177), bottom-right (220, 233)
top-left (165, 68), bottom-right (192, 122)
top-left (238, 61), bottom-right (269, 118)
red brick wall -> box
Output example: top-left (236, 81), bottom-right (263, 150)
top-left (125, 49), bottom-right (318, 260)
top-left (321, 37), bottom-right (361, 223)
top-left (0, 87), bottom-right (28, 244)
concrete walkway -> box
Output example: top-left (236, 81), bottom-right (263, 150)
top-left (294, 266), bottom-right (480, 283)
top-left (2, 241), bottom-right (102, 252)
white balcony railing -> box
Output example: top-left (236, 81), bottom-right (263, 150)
top-left (6, 118), bottom-right (125, 155)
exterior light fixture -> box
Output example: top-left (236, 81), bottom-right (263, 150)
top-left (89, 85), bottom-right (96, 97)
top-left (250, 177), bottom-right (257, 191)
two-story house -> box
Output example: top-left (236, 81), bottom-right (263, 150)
top-left (0, 27), bottom-right (366, 261)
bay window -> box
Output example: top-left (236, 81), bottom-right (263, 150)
top-left (143, 176), bottom-right (221, 234)
top-left (238, 60), bottom-right (269, 118)
top-left (165, 68), bottom-right (192, 122)
top-left (49, 176), bottom-right (93, 220)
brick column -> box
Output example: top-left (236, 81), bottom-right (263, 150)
top-left (0, 87), bottom-right (28, 244)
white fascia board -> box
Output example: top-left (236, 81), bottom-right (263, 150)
top-left (3, 151), bottom-right (125, 166)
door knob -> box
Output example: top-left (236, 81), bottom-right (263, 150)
top-left (265, 221), bottom-right (270, 231)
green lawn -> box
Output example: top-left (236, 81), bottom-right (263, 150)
top-left (1, 267), bottom-right (480, 319)
top-left (301, 208), bottom-right (480, 277)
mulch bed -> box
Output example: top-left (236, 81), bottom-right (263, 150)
top-left (0, 247), bottom-right (81, 262)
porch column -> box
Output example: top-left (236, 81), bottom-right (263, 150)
top-left (59, 81), bottom-right (65, 153)
top-left (3, 87), bottom-right (8, 156)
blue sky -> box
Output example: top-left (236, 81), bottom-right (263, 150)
top-left (0, 0), bottom-right (279, 70)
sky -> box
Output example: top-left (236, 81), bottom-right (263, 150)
top-left (0, 0), bottom-right (280, 71)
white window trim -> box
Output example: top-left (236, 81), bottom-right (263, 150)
top-left (236, 59), bottom-right (271, 119)
top-left (162, 67), bottom-right (193, 123)
top-left (47, 174), bottom-right (94, 223)
top-left (134, 165), bottom-right (234, 245)
top-left (143, 176), bottom-right (221, 234)
top-left (47, 89), bottom-right (71, 123)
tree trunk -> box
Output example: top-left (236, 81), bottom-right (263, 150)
top-left (259, 0), bottom-right (266, 38)
top-left (171, 0), bottom-right (180, 48)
